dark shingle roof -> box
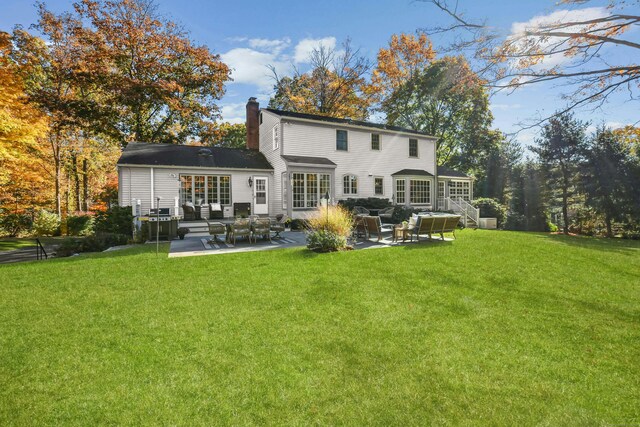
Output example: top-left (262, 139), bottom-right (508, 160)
top-left (281, 155), bottom-right (336, 166)
top-left (391, 169), bottom-right (434, 177)
top-left (117, 143), bottom-right (273, 170)
top-left (265, 108), bottom-right (435, 138)
top-left (437, 166), bottom-right (470, 178)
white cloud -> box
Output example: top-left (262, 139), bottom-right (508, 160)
top-left (491, 103), bottom-right (522, 111)
top-left (586, 121), bottom-right (627, 134)
top-left (294, 37), bottom-right (337, 63)
top-left (509, 7), bottom-right (610, 68)
top-left (220, 103), bottom-right (246, 125)
top-left (220, 47), bottom-right (289, 90)
top-left (248, 37), bottom-right (291, 54)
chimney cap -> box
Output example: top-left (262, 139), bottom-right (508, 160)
top-left (247, 97), bottom-right (258, 103)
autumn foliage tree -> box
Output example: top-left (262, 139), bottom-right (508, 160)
top-left (269, 39), bottom-right (374, 120)
top-left (210, 123), bottom-right (247, 148)
top-left (0, 32), bottom-right (50, 214)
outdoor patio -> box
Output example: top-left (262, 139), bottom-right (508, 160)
top-left (167, 223), bottom-right (455, 258)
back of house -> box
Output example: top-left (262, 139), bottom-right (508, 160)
top-left (117, 98), bottom-right (474, 219)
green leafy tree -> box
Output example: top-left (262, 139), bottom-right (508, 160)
top-left (210, 123), bottom-right (246, 149)
top-left (382, 56), bottom-right (493, 170)
top-left (582, 127), bottom-right (637, 237)
top-left (505, 162), bottom-right (549, 232)
top-left (532, 112), bottom-right (588, 234)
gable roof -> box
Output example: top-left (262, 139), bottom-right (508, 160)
top-left (117, 143), bottom-right (273, 170)
top-left (437, 166), bottom-right (471, 178)
top-left (391, 169), bottom-right (434, 177)
top-left (265, 108), bottom-right (435, 138)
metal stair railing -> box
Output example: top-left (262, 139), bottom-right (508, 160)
top-left (36, 238), bottom-right (48, 260)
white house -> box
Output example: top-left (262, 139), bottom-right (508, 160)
top-left (117, 98), bottom-right (474, 220)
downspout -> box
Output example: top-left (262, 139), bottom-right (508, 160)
top-left (150, 167), bottom-right (154, 209)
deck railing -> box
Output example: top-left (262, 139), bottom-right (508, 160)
top-left (438, 197), bottom-right (479, 227)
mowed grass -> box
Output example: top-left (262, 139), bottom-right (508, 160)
top-left (0, 237), bottom-right (62, 252)
top-left (0, 230), bottom-right (639, 425)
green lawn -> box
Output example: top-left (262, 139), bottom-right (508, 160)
top-left (0, 236), bottom-right (62, 251)
top-left (1, 230), bottom-right (639, 425)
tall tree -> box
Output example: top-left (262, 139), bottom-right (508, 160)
top-left (582, 127), bottom-right (637, 237)
top-left (474, 133), bottom-right (522, 204)
top-left (370, 33), bottom-right (436, 103)
top-left (382, 56), bottom-right (494, 169)
top-left (0, 32), bottom-right (50, 214)
top-left (210, 123), bottom-right (246, 148)
top-left (532, 112), bottom-right (588, 234)
top-left (505, 162), bottom-right (549, 232)
top-left (268, 39), bottom-right (373, 120)
top-left (74, 0), bottom-right (231, 144)
top-left (418, 0), bottom-right (640, 123)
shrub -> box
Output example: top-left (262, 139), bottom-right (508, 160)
top-left (306, 230), bottom-right (348, 253)
top-left (94, 206), bottom-right (133, 237)
top-left (55, 233), bottom-right (129, 257)
top-left (289, 218), bottom-right (308, 231)
top-left (306, 205), bottom-right (353, 252)
top-left (0, 213), bottom-right (32, 237)
top-left (66, 214), bottom-right (94, 236)
top-left (338, 197), bottom-right (392, 211)
top-left (33, 210), bottom-right (61, 236)
top-left (472, 198), bottom-right (507, 228)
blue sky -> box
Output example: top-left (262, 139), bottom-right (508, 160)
top-left (3, 0), bottom-right (638, 146)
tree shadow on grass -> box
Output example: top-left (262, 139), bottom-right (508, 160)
top-left (534, 233), bottom-right (640, 255)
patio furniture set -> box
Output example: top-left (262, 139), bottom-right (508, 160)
top-left (352, 208), bottom-right (461, 243)
top-left (205, 215), bottom-right (288, 245)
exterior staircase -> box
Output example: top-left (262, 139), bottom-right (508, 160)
top-left (439, 197), bottom-right (479, 228)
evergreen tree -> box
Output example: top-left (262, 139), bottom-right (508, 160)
top-left (531, 112), bottom-right (588, 234)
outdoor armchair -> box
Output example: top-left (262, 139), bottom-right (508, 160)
top-left (252, 218), bottom-right (272, 242)
top-left (378, 206), bottom-right (395, 223)
top-left (230, 218), bottom-right (252, 244)
top-left (353, 206), bottom-right (370, 215)
top-left (182, 202), bottom-right (196, 221)
top-left (363, 215), bottom-right (393, 242)
top-left (270, 214), bottom-right (288, 239)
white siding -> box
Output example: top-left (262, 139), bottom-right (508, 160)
top-left (259, 110), bottom-right (286, 215)
top-left (118, 165), bottom-right (269, 217)
top-left (281, 120), bottom-right (437, 201)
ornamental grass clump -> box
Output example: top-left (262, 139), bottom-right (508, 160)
top-left (306, 205), bottom-right (354, 252)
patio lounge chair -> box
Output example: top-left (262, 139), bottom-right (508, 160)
top-left (205, 219), bottom-right (226, 243)
top-left (353, 214), bottom-right (367, 239)
top-left (270, 214), bottom-right (287, 239)
top-left (434, 215), bottom-right (461, 240)
top-left (378, 206), bottom-right (395, 223)
top-left (412, 215), bottom-right (437, 241)
top-left (353, 206), bottom-right (370, 215)
top-left (252, 218), bottom-right (271, 242)
top-left (230, 218), bottom-right (252, 244)
top-left (363, 215), bottom-right (393, 242)
top-left (182, 202), bottom-right (197, 221)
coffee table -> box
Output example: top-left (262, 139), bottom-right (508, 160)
top-left (393, 224), bottom-right (412, 242)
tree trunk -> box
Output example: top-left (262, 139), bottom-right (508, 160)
top-left (561, 163), bottom-right (570, 235)
top-left (82, 159), bottom-right (89, 211)
top-left (72, 154), bottom-right (81, 212)
top-left (605, 214), bottom-right (613, 238)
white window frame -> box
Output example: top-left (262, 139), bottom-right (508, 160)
top-left (371, 133), bottom-right (381, 151)
top-left (336, 130), bottom-right (349, 151)
top-left (180, 174), bottom-right (232, 206)
top-left (449, 180), bottom-right (471, 201)
top-left (292, 172), bottom-right (331, 209)
top-left (409, 138), bottom-right (419, 158)
top-left (374, 176), bottom-right (384, 195)
top-left (272, 125), bottom-right (279, 150)
top-left (343, 174), bottom-right (358, 195)
top-left (395, 179), bottom-right (406, 205)
top-left (409, 179), bottom-right (431, 205)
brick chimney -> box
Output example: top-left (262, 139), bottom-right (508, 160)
top-left (246, 97), bottom-right (259, 150)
